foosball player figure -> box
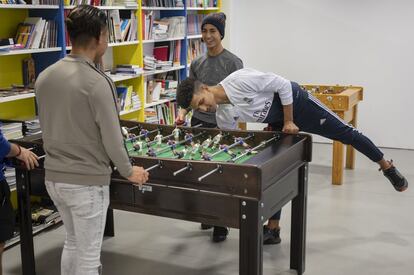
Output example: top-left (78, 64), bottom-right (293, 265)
top-left (147, 147), bottom-right (157, 157)
top-left (182, 145), bottom-right (189, 157)
top-left (167, 139), bottom-right (177, 150)
top-left (173, 149), bottom-right (185, 159)
top-left (139, 129), bottom-right (150, 142)
top-left (128, 133), bottom-right (137, 143)
top-left (190, 142), bottom-right (201, 160)
top-left (211, 132), bottom-right (223, 150)
top-left (220, 144), bottom-right (237, 158)
top-left (154, 131), bottom-right (163, 147)
top-left (234, 137), bottom-right (250, 149)
top-left (172, 127), bottom-right (181, 142)
top-left (184, 132), bottom-right (194, 144)
top-left (121, 127), bottom-right (129, 138)
top-left (202, 136), bottom-right (212, 150)
top-left (201, 152), bottom-right (212, 161)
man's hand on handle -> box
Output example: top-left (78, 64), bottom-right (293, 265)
top-left (127, 166), bottom-right (149, 186)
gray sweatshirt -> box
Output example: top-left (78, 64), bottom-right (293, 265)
top-left (190, 49), bottom-right (243, 124)
top-left (35, 55), bottom-right (132, 186)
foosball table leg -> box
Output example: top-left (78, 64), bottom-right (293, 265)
top-left (290, 163), bottom-right (309, 275)
top-left (239, 200), bottom-right (263, 275)
top-left (16, 168), bottom-right (36, 275)
top-left (104, 208), bottom-right (115, 237)
top-left (332, 141), bottom-right (345, 185)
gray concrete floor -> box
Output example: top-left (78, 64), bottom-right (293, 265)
top-left (3, 143), bottom-right (414, 275)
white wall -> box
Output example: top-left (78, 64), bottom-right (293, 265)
top-left (223, 0), bottom-right (414, 149)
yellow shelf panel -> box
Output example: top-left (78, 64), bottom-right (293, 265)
top-left (0, 97), bottom-right (36, 119)
top-left (0, 54), bottom-right (31, 87)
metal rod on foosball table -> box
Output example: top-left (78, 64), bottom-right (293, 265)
top-left (155, 131), bottom-right (205, 155)
top-left (198, 165), bottom-right (222, 182)
top-left (145, 160), bottom-right (163, 172)
top-left (209, 135), bottom-right (254, 159)
top-left (173, 163), bottom-right (192, 176)
top-left (230, 135), bottom-right (279, 163)
top-left (125, 128), bottom-right (159, 142)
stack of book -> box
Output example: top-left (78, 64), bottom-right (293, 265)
top-left (0, 86), bottom-right (34, 99)
top-left (0, 123), bottom-right (23, 140)
top-left (4, 167), bottom-right (16, 191)
top-left (24, 119), bottom-right (41, 136)
top-left (144, 108), bottom-right (159, 123)
top-left (144, 56), bottom-right (157, 71)
top-left (111, 64), bottom-right (143, 75)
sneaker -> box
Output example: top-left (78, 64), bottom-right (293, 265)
top-left (212, 226), bottom-right (229, 242)
top-left (200, 223), bottom-right (213, 230)
top-left (263, 225), bottom-right (281, 245)
top-left (382, 161), bottom-right (408, 192)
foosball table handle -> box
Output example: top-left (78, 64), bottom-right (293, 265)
top-left (198, 165), bottom-right (223, 182)
top-left (145, 160), bottom-right (163, 172)
top-left (173, 163), bottom-right (192, 176)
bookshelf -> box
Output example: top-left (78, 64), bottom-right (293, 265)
top-left (0, 0), bottom-right (222, 250)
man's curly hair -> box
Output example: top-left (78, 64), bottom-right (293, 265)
top-left (176, 78), bottom-right (202, 109)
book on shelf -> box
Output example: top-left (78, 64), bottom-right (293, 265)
top-left (187, 38), bottom-right (206, 64)
top-left (142, 0), bottom-right (183, 7)
top-left (187, 14), bottom-right (206, 35)
top-left (116, 85), bottom-right (141, 112)
top-left (0, 86), bottom-right (34, 98)
top-left (13, 18), bottom-right (57, 50)
top-left (142, 12), bottom-right (185, 40)
top-left (111, 64), bottom-right (143, 75)
top-left (22, 58), bottom-right (36, 88)
top-left (187, 0), bottom-right (217, 8)
top-left (0, 122), bottom-right (23, 140)
top-left (145, 101), bottom-right (177, 125)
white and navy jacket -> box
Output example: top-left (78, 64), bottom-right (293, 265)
top-left (216, 68), bottom-right (293, 129)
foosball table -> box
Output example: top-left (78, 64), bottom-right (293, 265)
top-left (301, 84), bottom-right (363, 185)
top-left (12, 121), bottom-right (312, 275)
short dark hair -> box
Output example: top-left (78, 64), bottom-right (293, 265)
top-left (176, 78), bottom-right (202, 109)
top-left (66, 5), bottom-right (107, 47)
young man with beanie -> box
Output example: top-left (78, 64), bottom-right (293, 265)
top-left (176, 12), bottom-right (243, 242)
top-left (176, 68), bottom-right (408, 245)
top-left (1, 126), bottom-right (38, 275)
top-left (35, 5), bottom-right (148, 275)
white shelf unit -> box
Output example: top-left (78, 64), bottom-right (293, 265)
top-left (142, 37), bottom-right (185, 44)
top-left (143, 65), bottom-right (185, 77)
top-left (145, 97), bottom-right (175, 108)
top-left (141, 7), bottom-right (184, 10)
top-left (187, 34), bottom-right (202, 39)
top-left (0, 4), bottom-right (59, 9)
top-left (107, 73), bottom-right (141, 83)
top-left (66, 41), bottom-right (139, 51)
top-left (64, 5), bottom-right (138, 10)
top-left (186, 7), bottom-right (219, 11)
top-left (0, 93), bottom-right (35, 103)
top-left (120, 108), bottom-right (141, 116)
top-left (0, 47), bottom-right (62, 56)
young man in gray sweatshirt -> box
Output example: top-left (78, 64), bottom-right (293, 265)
top-left (35, 5), bottom-right (148, 275)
